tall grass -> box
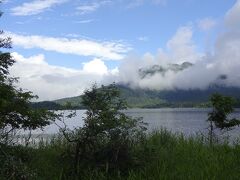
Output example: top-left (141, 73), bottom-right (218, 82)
top-left (8, 129), bottom-right (237, 179)
top-left (126, 129), bottom-right (240, 180)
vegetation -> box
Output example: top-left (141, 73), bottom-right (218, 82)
top-left (58, 83), bottom-right (147, 177)
top-left (208, 93), bottom-right (240, 144)
top-left (6, 129), bottom-right (240, 180)
top-left (30, 101), bottom-right (64, 110)
top-left (2, 82), bottom-right (240, 179)
top-left (45, 84), bottom-right (240, 110)
top-left (0, 22), bottom-right (56, 144)
top-left (0, 9), bottom-right (57, 179)
top-left (1, 80), bottom-right (240, 179)
top-left (1, 4), bottom-right (240, 180)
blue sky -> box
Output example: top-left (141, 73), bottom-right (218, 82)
top-left (1, 0), bottom-right (240, 100)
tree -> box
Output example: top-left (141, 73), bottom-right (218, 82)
top-left (0, 8), bottom-right (58, 179)
top-left (61, 84), bottom-right (147, 176)
top-left (208, 93), bottom-right (240, 144)
top-left (0, 9), bottom-right (56, 144)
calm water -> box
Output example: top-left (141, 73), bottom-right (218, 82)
top-left (34, 108), bottom-right (240, 139)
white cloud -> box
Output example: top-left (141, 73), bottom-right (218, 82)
top-left (174, 31), bottom-right (240, 89)
top-left (8, 32), bottom-right (130, 60)
top-left (167, 26), bottom-right (202, 63)
top-left (82, 58), bottom-right (108, 75)
top-left (10, 52), bottom-right (116, 100)
top-left (110, 67), bottom-right (119, 75)
top-left (76, 1), bottom-right (111, 15)
top-left (225, 0), bottom-right (240, 29)
top-left (198, 18), bottom-right (217, 31)
top-left (11, 0), bottom-right (68, 16)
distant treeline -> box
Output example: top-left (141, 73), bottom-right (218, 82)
top-left (30, 99), bottom-right (240, 110)
top-left (30, 101), bottom-right (84, 110)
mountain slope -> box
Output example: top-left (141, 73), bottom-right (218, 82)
top-left (50, 84), bottom-right (240, 109)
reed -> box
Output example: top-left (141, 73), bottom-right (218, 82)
top-left (10, 128), bottom-right (239, 179)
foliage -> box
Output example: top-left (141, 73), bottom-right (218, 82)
top-left (0, 7), bottom-right (58, 179)
top-left (0, 145), bottom-right (36, 180)
top-left (207, 93), bottom-right (240, 144)
top-left (208, 93), bottom-right (240, 130)
top-left (60, 84), bottom-right (147, 176)
top-left (30, 101), bottom-right (63, 110)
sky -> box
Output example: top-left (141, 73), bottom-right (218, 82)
top-left (1, 0), bottom-right (240, 100)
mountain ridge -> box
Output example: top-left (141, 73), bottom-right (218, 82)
top-left (31, 84), bottom-right (240, 109)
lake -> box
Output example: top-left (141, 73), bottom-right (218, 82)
top-left (36, 108), bottom-right (240, 140)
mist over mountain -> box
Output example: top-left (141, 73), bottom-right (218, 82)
top-left (35, 58), bottom-right (240, 109)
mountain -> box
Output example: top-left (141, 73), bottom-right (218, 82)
top-left (33, 62), bottom-right (240, 109)
top-left (47, 84), bottom-right (240, 109)
top-left (54, 96), bottom-right (83, 108)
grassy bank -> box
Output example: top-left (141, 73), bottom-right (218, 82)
top-left (2, 129), bottom-right (240, 180)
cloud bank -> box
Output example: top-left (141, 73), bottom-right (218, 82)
top-left (115, 0), bottom-right (240, 91)
top-left (116, 30), bottom-right (240, 91)
top-left (10, 52), bottom-right (115, 100)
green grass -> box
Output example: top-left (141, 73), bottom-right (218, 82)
top-left (127, 130), bottom-right (240, 180)
top-left (2, 130), bottom-right (240, 180)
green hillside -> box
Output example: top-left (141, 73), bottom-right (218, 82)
top-left (40, 84), bottom-right (240, 109)
top-left (54, 96), bottom-right (83, 108)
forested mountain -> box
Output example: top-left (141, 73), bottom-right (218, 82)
top-left (33, 84), bottom-right (240, 109)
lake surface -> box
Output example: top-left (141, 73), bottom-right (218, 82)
top-left (33, 108), bottom-right (240, 140)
